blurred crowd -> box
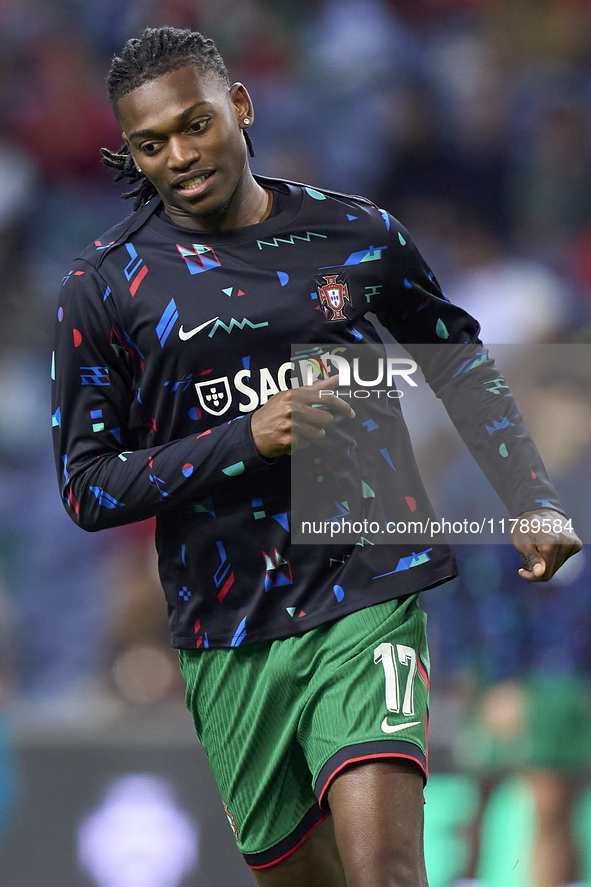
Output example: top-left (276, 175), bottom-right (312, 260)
top-left (0, 0), bottom-right (590, 882)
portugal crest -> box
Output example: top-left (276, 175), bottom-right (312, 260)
top-left (195, 376), bottom-right (232, 416)
top-left (316, 274), bottom-right (351, 321)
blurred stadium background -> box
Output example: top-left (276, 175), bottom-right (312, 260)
top-left (0, 0), bottom-right (590, 885)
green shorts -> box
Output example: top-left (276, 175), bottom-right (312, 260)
top-left (179, 594), bottom-right (430, 869)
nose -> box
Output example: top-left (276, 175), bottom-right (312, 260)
top-left (167, 134), bottom-right (199, 170)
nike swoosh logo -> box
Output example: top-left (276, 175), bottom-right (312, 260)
top-left (179, 316), bottom-right (219, 340)
top-left (380, 718), bottom-right (421, 735)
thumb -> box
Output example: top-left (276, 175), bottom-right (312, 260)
top-left (518, 550), bottom-right (546, 579)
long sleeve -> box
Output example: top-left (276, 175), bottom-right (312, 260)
top-left (51, 261), bottom-right (273, 532)
top-left (369, 216), bottom-right (563, 518)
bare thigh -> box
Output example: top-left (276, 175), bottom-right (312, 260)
top-left (252, 759), bottom-right (428, 887)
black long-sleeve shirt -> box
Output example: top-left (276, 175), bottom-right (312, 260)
top-left (52, 177), bottom-right (561, 648)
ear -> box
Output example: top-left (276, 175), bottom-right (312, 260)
top-left (229, 82), bottom-right (254, 128)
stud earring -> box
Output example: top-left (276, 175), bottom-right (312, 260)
top-left (136, 166), bottom-right (142, 174)
top-left (243, 117), bottom-right (251, 126)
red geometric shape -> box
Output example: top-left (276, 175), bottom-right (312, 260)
top-left (68, 487), bottom-right (79, 514)
top-left (405, 496), bottom-right (417, 512)
top-left (531, 470), bottom-right (537, 479)
top-left (129, 264), bottom-right (148, 296)
top-left (73, 329), bottom-right (82, 347)
top-left (237, 289), bottom-right (245, 296)
top-left (298, 610), bottom-right (306, 617)
top-left (217, 572), bottom-right (235, 603)
top-left (196, 429), bottom-right (212, 439)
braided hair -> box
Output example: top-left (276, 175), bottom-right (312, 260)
top-left (101, 27), bottom-right (254, 210)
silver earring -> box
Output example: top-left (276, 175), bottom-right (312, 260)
top-left (243, 117), bottom-right (251, 126)
top-left (136, 166), bottom-right (142, 174)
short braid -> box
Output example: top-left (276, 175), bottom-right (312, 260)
top-left (101, 27), bottom-right (253, 209)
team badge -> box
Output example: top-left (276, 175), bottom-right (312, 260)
top-left (316, 274), bottom-right (351, 321)
top-left (194, 376), bottom-right (232, 416)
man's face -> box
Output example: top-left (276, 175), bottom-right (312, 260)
top-left (117, 66), bottom-right (253, 230)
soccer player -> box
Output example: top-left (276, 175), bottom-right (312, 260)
top-left (52, 27), bottom-right (581, 887)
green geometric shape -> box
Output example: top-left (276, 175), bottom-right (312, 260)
top-left (361, 480), bottom-right (375, 498)
top-left (499, 443), bottom-right (508, 457)
top-left (398, 232), bottom-right (406, 246)
top-left (305, 187), bottom-right (326, 200)
top-left (222, 461), bottom-right (245, 476)
top-left (51, 351), bottom-right (55, 381)
top-left (286, 607), bottom-right (296, 617)
top-left (435, 318), bottom-right (449, 339)
top-left (317, 476), bottom-right (323, 483)
top-left (92, 422), bottom-right (105, 433)
top-left (222, 287), bottom-right (233, 296)
top-left (253, 510), bottom-right (266, 519)
top-left (342, 501), bottom-right (349, 511)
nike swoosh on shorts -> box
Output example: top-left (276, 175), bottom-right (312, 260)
top-left (380, 719), bottom-right (422, 734)
top-left (179, 316), bottom-right (219, 340)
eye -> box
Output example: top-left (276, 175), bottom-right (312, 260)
top-left (188, 118), bottom-right (209, 134)
top-left (141, 142), bottom-right (160, 156)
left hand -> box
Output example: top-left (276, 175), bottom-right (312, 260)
top-left (511, 508), bottom-right (582, 582)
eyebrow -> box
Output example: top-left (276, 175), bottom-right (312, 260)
top-left (128, 101), bottom-right (211, 141)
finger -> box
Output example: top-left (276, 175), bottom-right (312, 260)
top-left (307, 389), bottom-right (356, 417)
top-left (516, 545), bottom-right (547, 581)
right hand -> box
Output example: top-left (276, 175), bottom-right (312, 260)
top-left (250, 374), bottom-right (356, 458)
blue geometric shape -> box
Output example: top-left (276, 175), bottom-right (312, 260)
top-left (453, 350), bottom-right (490, 377)
top-left (272, 513), bottom-right (290, 531)
top-left (380, 448), bottom-right (396, 470)
top-left (362, 419), bottom-right (379, 432)
top-left (349, 327), bottom-right (363, 342)
top-left (231, 616), bottom-right (247, 647)
top-left (403, 278), bottom-right (412, 289)
top-left (485, 416), bottom-right (515, 436)
top-left (341, 245), bottom-right (387, 266)
top-left (535, 499), bottom-right (553, 508)
top-left (373, 548), bottom-right (432, 578)
top-left (379, 209), bottom-right (390, 230)
top-left (277, 271), bottom-right (289, 286)
top-left (110, 427), bottom-right (122, 443)
top-left (103, 286), bottom-right (111, 302)
top-left (90, 409), bottom-right (103, 419)
top-left (181, 544), bottom-right (186, 565)
top-left (333, 584), bottom-right (345, 602)
top-left (123, 243), bottom-right (142, 280)
top-left (347, 214), bottom-right (357, 221)
top-left (156, 298), bottom-right (179, 347)
top-left (51, 407), bottom-right (61, 427)
top-left (89, 486), bottom-right (125, 508)
top-left (242, 355), bottom-right (250, 369)
top-left (189, 407), bottom-right (200, 420)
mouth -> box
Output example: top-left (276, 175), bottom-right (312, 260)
top-left (175, 171), bottom-right (215, 196)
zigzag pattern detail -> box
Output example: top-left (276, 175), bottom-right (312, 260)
top-left (257, 232), bottom-right (328, 249)
top-left (209, 318), bottom-right (269, 336)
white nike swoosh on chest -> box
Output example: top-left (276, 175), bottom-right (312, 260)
top-left (178, 316), bottom-right (219, 340)
top-left (380, 719), bottom-right (421, 734)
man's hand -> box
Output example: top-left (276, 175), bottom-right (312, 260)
top-left (511, 508), bottom-right (582, 581)
top-left (250, 374), bottom-right (355, 458)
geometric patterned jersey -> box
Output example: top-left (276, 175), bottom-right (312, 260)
top-left (52, 177), bottom-right (562, 648)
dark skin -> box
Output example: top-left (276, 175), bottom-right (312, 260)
top-left (117, 65), bottom-right (582, 886)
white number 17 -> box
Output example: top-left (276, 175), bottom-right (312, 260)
top-left (373, 642), bottom-right (417, 716)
